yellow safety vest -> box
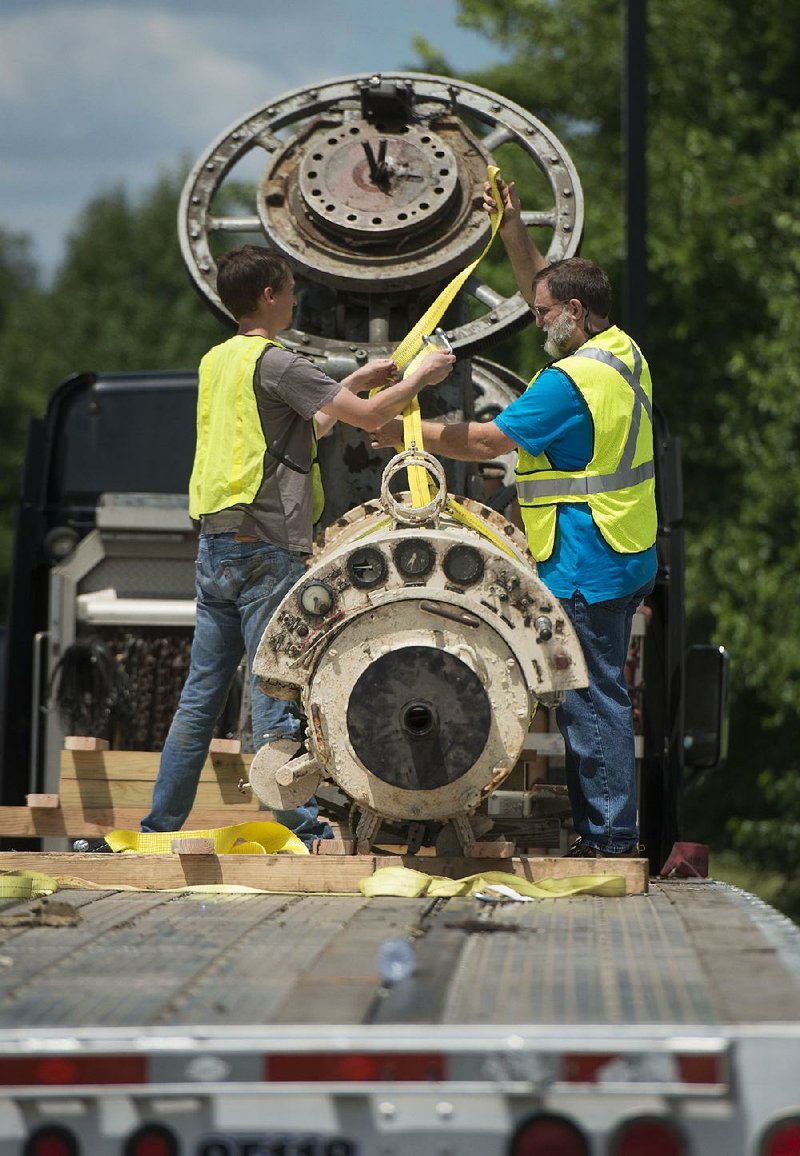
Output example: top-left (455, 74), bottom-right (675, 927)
top-left (189, 335), bottom-right (325, 524)
top-left (515, 326), bottom-right (657, 561)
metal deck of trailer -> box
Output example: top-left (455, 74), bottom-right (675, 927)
top-left (1, 880), bottom-right (799, 1030)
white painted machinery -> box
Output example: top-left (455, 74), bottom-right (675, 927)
top-left (249, 450), bottom-right (587, 853)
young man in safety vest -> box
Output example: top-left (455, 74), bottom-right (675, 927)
top-left (373, 179), bottom-right (657, 858)
top-left (140, 245), bottom-right (455, 845)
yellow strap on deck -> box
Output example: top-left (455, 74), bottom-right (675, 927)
top-left (0, 870), bottom-right (59, 899)
top-left (359, 865), bottom-right (627, 899)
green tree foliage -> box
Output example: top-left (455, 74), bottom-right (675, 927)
top-left (419, 0), bottom-right (800, 888)
top-left (0, 166), bottom-right (226, 608)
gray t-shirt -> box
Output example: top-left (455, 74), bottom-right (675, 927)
top-left (200, 344), bottom-right (341, 553)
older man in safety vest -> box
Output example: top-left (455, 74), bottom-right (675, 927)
top-left (373, 179), bottom-right (657, 858)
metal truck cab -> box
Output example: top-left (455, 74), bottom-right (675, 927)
top-left (0, 370), bottom-right (200, 807)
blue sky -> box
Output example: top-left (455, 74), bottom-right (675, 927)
top-left (0, 0), bottom-right (505, 278)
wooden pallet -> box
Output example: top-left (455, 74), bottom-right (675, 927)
top-left (0, 738), bottom-right (260, 839)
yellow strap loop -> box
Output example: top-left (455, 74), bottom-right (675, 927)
top-left (105, 821), bottom-right (309, 856)
top-left (372, 166), bottom-right (518, 560)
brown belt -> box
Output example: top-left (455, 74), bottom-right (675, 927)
top-left (234, 534), bottom-right (260, 542)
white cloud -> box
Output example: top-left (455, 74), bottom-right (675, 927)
top-left (0, 0), bottom-right (502, 275)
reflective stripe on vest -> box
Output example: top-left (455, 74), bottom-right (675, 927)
top-left (515, 327), bottom-right (657, 559)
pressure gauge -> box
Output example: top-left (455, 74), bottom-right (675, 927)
top-left (443, 544), bottom-right (484, 586)
top-left (347, 546), bottom-right (388, 589)
top-left (298, 580), bottom-right (336, 617)
top-left (394, 538), bottom-right (436, 580)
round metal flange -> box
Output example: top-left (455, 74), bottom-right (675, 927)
top-left (178, 72), bottom-right (583, 356)
top-left (292, 121), bottom-right (460, 243)
top-left (306, 599), bottom-right (530, 822)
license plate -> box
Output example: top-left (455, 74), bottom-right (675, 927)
top-left (198, 1139), bottom-right (357, 1156)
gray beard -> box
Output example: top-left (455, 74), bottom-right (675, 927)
top-left (543, 308), bottom-right (575, 358)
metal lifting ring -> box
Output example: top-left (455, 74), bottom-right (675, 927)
top-left (380, 448), bottom-right (448, 524)
top-left (178, 72), bottom-right (583, 358)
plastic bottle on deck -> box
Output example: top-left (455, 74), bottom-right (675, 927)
top-left (376, 937), bottom-right (416, 984)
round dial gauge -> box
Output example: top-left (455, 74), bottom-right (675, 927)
top-left (346, 546), bottom-right (388, 589)
top-left (298, 580), bottom-right (335, 617)
top-left (443, 544), bottom-right (484, 586)
top-left (394, 538), bottom-right (436, 580)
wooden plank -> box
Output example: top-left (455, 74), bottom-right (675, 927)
top-left (0, 805), bottom-right (270, 838)
top-left (64, 736), bottom-right (110, 751)
top-left (56, 779), bottom-right (260, 810)
top-left (59, 750), bottom-right (254, 782)
top-left (0, 851), bottom-right (648, 894)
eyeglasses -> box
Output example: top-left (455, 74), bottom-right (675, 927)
top-left (532, 300), bottom-right (565, 321)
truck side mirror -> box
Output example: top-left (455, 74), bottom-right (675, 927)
top-left (684, 644), bottom-right (729, 770)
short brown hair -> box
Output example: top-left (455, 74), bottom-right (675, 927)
top-left (534, 257), bottom-right (612, 317)
top-left (215, 245), bottom-right (292, 319)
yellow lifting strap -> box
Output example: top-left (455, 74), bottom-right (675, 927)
top-left (104, 821), bottom-right (309, 856)
top-left (0, 870), bottom-right (60, 899)
top-left (360, 865), bottom-right (627, 899)
top-left (373, 166), bottom-right (518, 560)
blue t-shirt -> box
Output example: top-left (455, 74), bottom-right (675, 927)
top-left (494, 366), bottom-right (657, 604)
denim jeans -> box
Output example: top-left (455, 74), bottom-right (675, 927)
top-left (556, 581), bottom-right (654, 854)
top-left (141, 534), bottom-right (332, 845)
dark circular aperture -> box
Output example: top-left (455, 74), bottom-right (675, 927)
top-left (443, 544), bottom-right (484, 586)
top-left (347, 546), bottom-right (388, 589)
top-left (346, 645), bottom-right (492, 790)
top-left (402, 701), bottom-right (436, 737)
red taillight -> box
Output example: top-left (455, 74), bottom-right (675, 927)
top-left (266, 1052), bottom-right (446, 1081)
top-left (510, 1114), bottom-right (589, 1156)
top-left (613, 1117), bottom-right (686, 1156)
top-left (0, 1055), bottom-right (146, 1086)
top-left (23, 1126), bottom-right (77, 1156)
top-left (124, 1124), bottom-right (178, 1156)
top-left (762, 1119), bottom-right (800, 1156)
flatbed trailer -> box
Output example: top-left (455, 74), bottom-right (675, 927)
top-left (1, 876), bottom-right (800, 1155)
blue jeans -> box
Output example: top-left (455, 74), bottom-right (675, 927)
top-left (141, 534), bottom-right (332, 845)
top-left (556, 581), bottom-right (654, 854)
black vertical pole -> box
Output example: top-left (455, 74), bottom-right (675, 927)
top-left (623, 0), bottom-right (647, 344)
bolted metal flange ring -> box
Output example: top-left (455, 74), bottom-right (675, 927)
top-left (178, 72), bottom-right (583, 358)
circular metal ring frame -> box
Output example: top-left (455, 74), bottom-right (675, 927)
top-left (380, 448), bottom-right (448, 523)
top-left (178, 72), bottom-right (583, 358)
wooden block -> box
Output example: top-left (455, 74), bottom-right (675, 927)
top-left (64, 736), bottom-right (110, 751)
top-left (209, 738), bottom-right (242, 754)
top-left (470, 840), bottom-right (516, 858)
top-left (313, 837), bottom-right (355, 855)
top-left (171, 837), bottom-right (216, 855)
top-left (25, 794), bottom-right (60, 809)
